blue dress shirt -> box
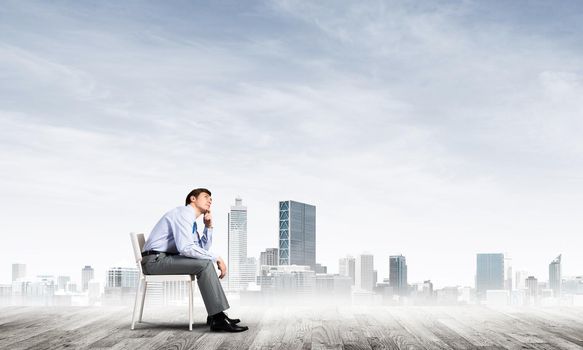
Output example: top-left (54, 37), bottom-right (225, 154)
top-left (143, 205), bottom-right (216, 261)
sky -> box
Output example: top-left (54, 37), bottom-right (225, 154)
top-left (1, 0), bottom-right (582, 289)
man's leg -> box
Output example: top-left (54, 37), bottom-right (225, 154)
top-left (141, 253), bottom-right (229, 316)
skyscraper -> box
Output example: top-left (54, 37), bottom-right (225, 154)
top-left (81, 265), bottom-right (94, 292)
top-left (476, 253), bottom-right (504, 299)
top-left (526, 276), bottom-right (538, 297)
top-left (355, 253), bottom-right (374, 291)
top-left (12, 263), bottom-right (26, 281)
top-left (549, 254), bottom-right (562, 297)
top-left (278, 200), bottom-right (316, 268)
top-left (389, 255), bottom-right (408, 296)
top-left (260, 248), bottom-right (279, 266)
top-left (228, 197), bottom-right (247, 291)
top-left (338, 255), bottom-right (355, 286)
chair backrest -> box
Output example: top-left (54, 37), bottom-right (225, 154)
top-left (129, 232), bottom-right (146, 275)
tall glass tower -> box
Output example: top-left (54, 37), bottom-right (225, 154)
top-left (278, 200), bottom-right (316, 268)
top-left (476, 253), bottom-right (504, 299)
top-left (228, 197), bottom-right (247, 291)
top-left (389, 255), bottom-right (408, 295)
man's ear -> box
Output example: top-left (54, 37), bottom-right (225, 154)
top-left (190, 195), bottom-right (196, 203)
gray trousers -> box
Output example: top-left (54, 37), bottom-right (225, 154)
top-left (141, 253), bottom-right (229, 316)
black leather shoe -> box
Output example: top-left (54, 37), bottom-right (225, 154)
top-left (206, 313), bottom-right (241, 325)
top-left (209, 317), bottom-right (248, 332)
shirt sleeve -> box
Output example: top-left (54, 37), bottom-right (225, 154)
top-left (172, 210), bottom-right (217, 261)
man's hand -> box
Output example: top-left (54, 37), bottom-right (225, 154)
top-left (217, 257), bottom-right (227, 279)
top-left (204, 210), bottom-right (213, 228)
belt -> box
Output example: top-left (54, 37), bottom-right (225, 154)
top-left (141, 250), bottom-right (176, 257)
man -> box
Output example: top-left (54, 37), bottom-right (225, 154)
top-left (141, 188), bottom-right (248, 332)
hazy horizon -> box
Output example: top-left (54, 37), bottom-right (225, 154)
top-left (1, 0), bottom-right (582, 288)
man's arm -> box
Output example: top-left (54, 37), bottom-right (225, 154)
top-left (172, 210), bottom-right (217, 261)
top-left (203, 210), bottom-right (213, 249)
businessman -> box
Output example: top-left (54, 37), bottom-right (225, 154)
top-left (141, 188), bottom-right (248, 332)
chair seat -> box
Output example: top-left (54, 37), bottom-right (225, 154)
top-left (143, 274), bottom-right (193, 282)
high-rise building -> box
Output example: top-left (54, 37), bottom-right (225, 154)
top-left (81, 265), bottom-right (94, 292)
top-left (338, 256), bottom-right (355, 286)
top-left (476, 253), bottom-right (504, 299)
top-left (228, 197), bottom-right (248, 291)
top-left (278, 200), bottom-right (316, 268)
top-left (260, 248), bottom-right (279, 266)
top-left (549, 254), bottom-right (562, 297)
top-left (526, 276), bottom-right (538, 297)
top-left (389, 255), bottom-right (408, 296)
top-left (12, 263), bottom-right (26, 281)
top-left (355, 253), bottom-right (374, 291)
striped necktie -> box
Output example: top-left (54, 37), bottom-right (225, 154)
top-left (193, 221), bottom-right (207, 247)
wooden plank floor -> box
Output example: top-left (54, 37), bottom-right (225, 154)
top-left (1, 305), bottom-right (583, 349)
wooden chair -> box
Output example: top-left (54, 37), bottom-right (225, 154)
top-left (129, 232), bottom-right (195, 331)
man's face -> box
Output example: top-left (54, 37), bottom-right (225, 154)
top-left (192, 192), bottom-right (212, 213)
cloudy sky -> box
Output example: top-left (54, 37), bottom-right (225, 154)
top-left (1, 0), bottom-right (582, 288)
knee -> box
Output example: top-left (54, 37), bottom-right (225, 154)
top-left (205, 259), bottom-right (214, 270)
top-left (200, 259), bottom-right (213, 273)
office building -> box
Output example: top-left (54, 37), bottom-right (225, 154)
top-left (228, 197), bottom-right (248, 291)
top-left (389, 255), bottom-right (408, 296)
top-left (12, 263), bottom-right (26, 281)
top-left (104, 267), bottom-right (140, 305)
top-left (81, 266), bottom-right (94, 292)
top-left (106, 267), bottom-right (139, 289)
top-left (314, 263), bottom-right (327, 274)
top-left (278, 200), bottom-right (316, 268)
top-left (339, 256), bottom-right (355, 286)
top-left (355, 253), bottom-right (374, 291)
top-left (258, 265), bottom-right (316, 295)
top-left (476, 253), bottom-right (504, 299)
top-left (260, 248), bottom-right (279, 266)
top-left (526, 276), bottom-right (538, 297)
top-left (315, 274), bottom-right (352, 296)
top-left (240, 257), bottom-right (258, 289)
top-left (549, 254), bottom-right (561, 297)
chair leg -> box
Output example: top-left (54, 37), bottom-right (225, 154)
top-left (138, 281), bottom-right (147, 322)
top-left (188, 280), bottom-right (193, 331)
top-left (131, 279), bottom-right (143, 330)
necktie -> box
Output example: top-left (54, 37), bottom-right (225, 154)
top-left (193, 221), bottom-right (207, 247)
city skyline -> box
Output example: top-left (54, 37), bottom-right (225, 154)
top-left (2, 1), bottom-right (583, 289)
top-left (1, 195), bottom-right (573, 289)
top-left (5, 248), bottom-right (581, 308)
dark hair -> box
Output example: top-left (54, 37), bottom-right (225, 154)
top-left (185, 188), bottom-right (211, 206)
